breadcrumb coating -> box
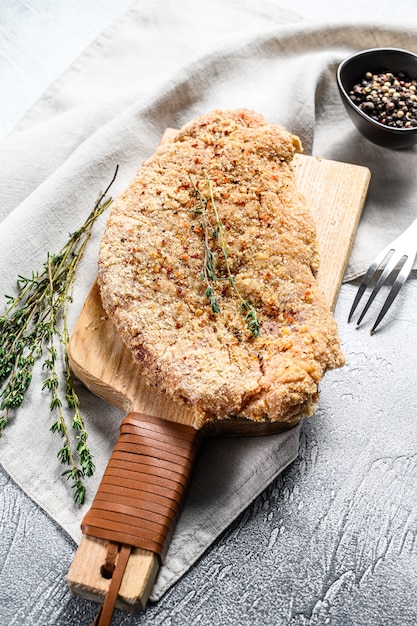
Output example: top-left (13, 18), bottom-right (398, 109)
top-left (98, 109), bottom-right (344, 427)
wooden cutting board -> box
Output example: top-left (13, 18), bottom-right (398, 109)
top-left (67, 145), bottom-right (370, 616)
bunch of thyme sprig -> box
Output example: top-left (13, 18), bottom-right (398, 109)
top-left (189, 172), bottom-right (260, 338)
top-left (0, 166), bottom-right (118, 504)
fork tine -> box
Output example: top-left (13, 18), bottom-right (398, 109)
top-left (348, 270), bottom-right (375, 322)
top-left (347, 246), bottom-right (394, 322)
top-left (370, 254), bottom-right (414, 333)
top-left (349, 215), bottom-right (417, 332)
top-left (356, 250), bottom-right (404, 326)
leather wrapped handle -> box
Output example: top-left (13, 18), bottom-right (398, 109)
top-left (81, 412), bottom-right (201, 563)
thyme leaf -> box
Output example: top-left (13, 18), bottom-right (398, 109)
top-left (189, 175), bottom-right (221, 314)
top-left (203, 172), bottom-right (260, 338)
top-left (0, 166), bottom-right (118, 504)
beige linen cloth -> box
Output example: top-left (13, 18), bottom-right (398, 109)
top-left (1, 0), bottom-right (417, 602)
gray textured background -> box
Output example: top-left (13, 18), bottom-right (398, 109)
top-left (1, 1), bottom-right (417, 625)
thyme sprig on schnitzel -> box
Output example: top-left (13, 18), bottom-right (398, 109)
top-left (189, 172), bottom-right (260, 338)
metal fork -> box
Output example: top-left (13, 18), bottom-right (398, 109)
top-left (348, 215), bottom-right (417, 333)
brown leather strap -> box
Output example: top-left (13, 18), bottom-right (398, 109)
top-left (82, 412), bottom-right (200, 562)
top-left (93, 544), bottom-right (131, 626)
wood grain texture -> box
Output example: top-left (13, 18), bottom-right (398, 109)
top-left (292, 154), bottom-right (370, 310)
top-left (67, 151), bottom-right (370, 612)
top-left (68, 536), bottom-right (158, 612)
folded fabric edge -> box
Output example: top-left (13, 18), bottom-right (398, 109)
top-left (150, 423), bottom-right (301, 601)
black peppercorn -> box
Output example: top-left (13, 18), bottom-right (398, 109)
top-left (349, 70), bottom-right (417, 128)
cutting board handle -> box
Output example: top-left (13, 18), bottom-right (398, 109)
top-left (67, 412), bottom-right (201, 618)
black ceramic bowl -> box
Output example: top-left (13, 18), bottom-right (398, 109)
top-left (337, 47), bottom-right (417, 149)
